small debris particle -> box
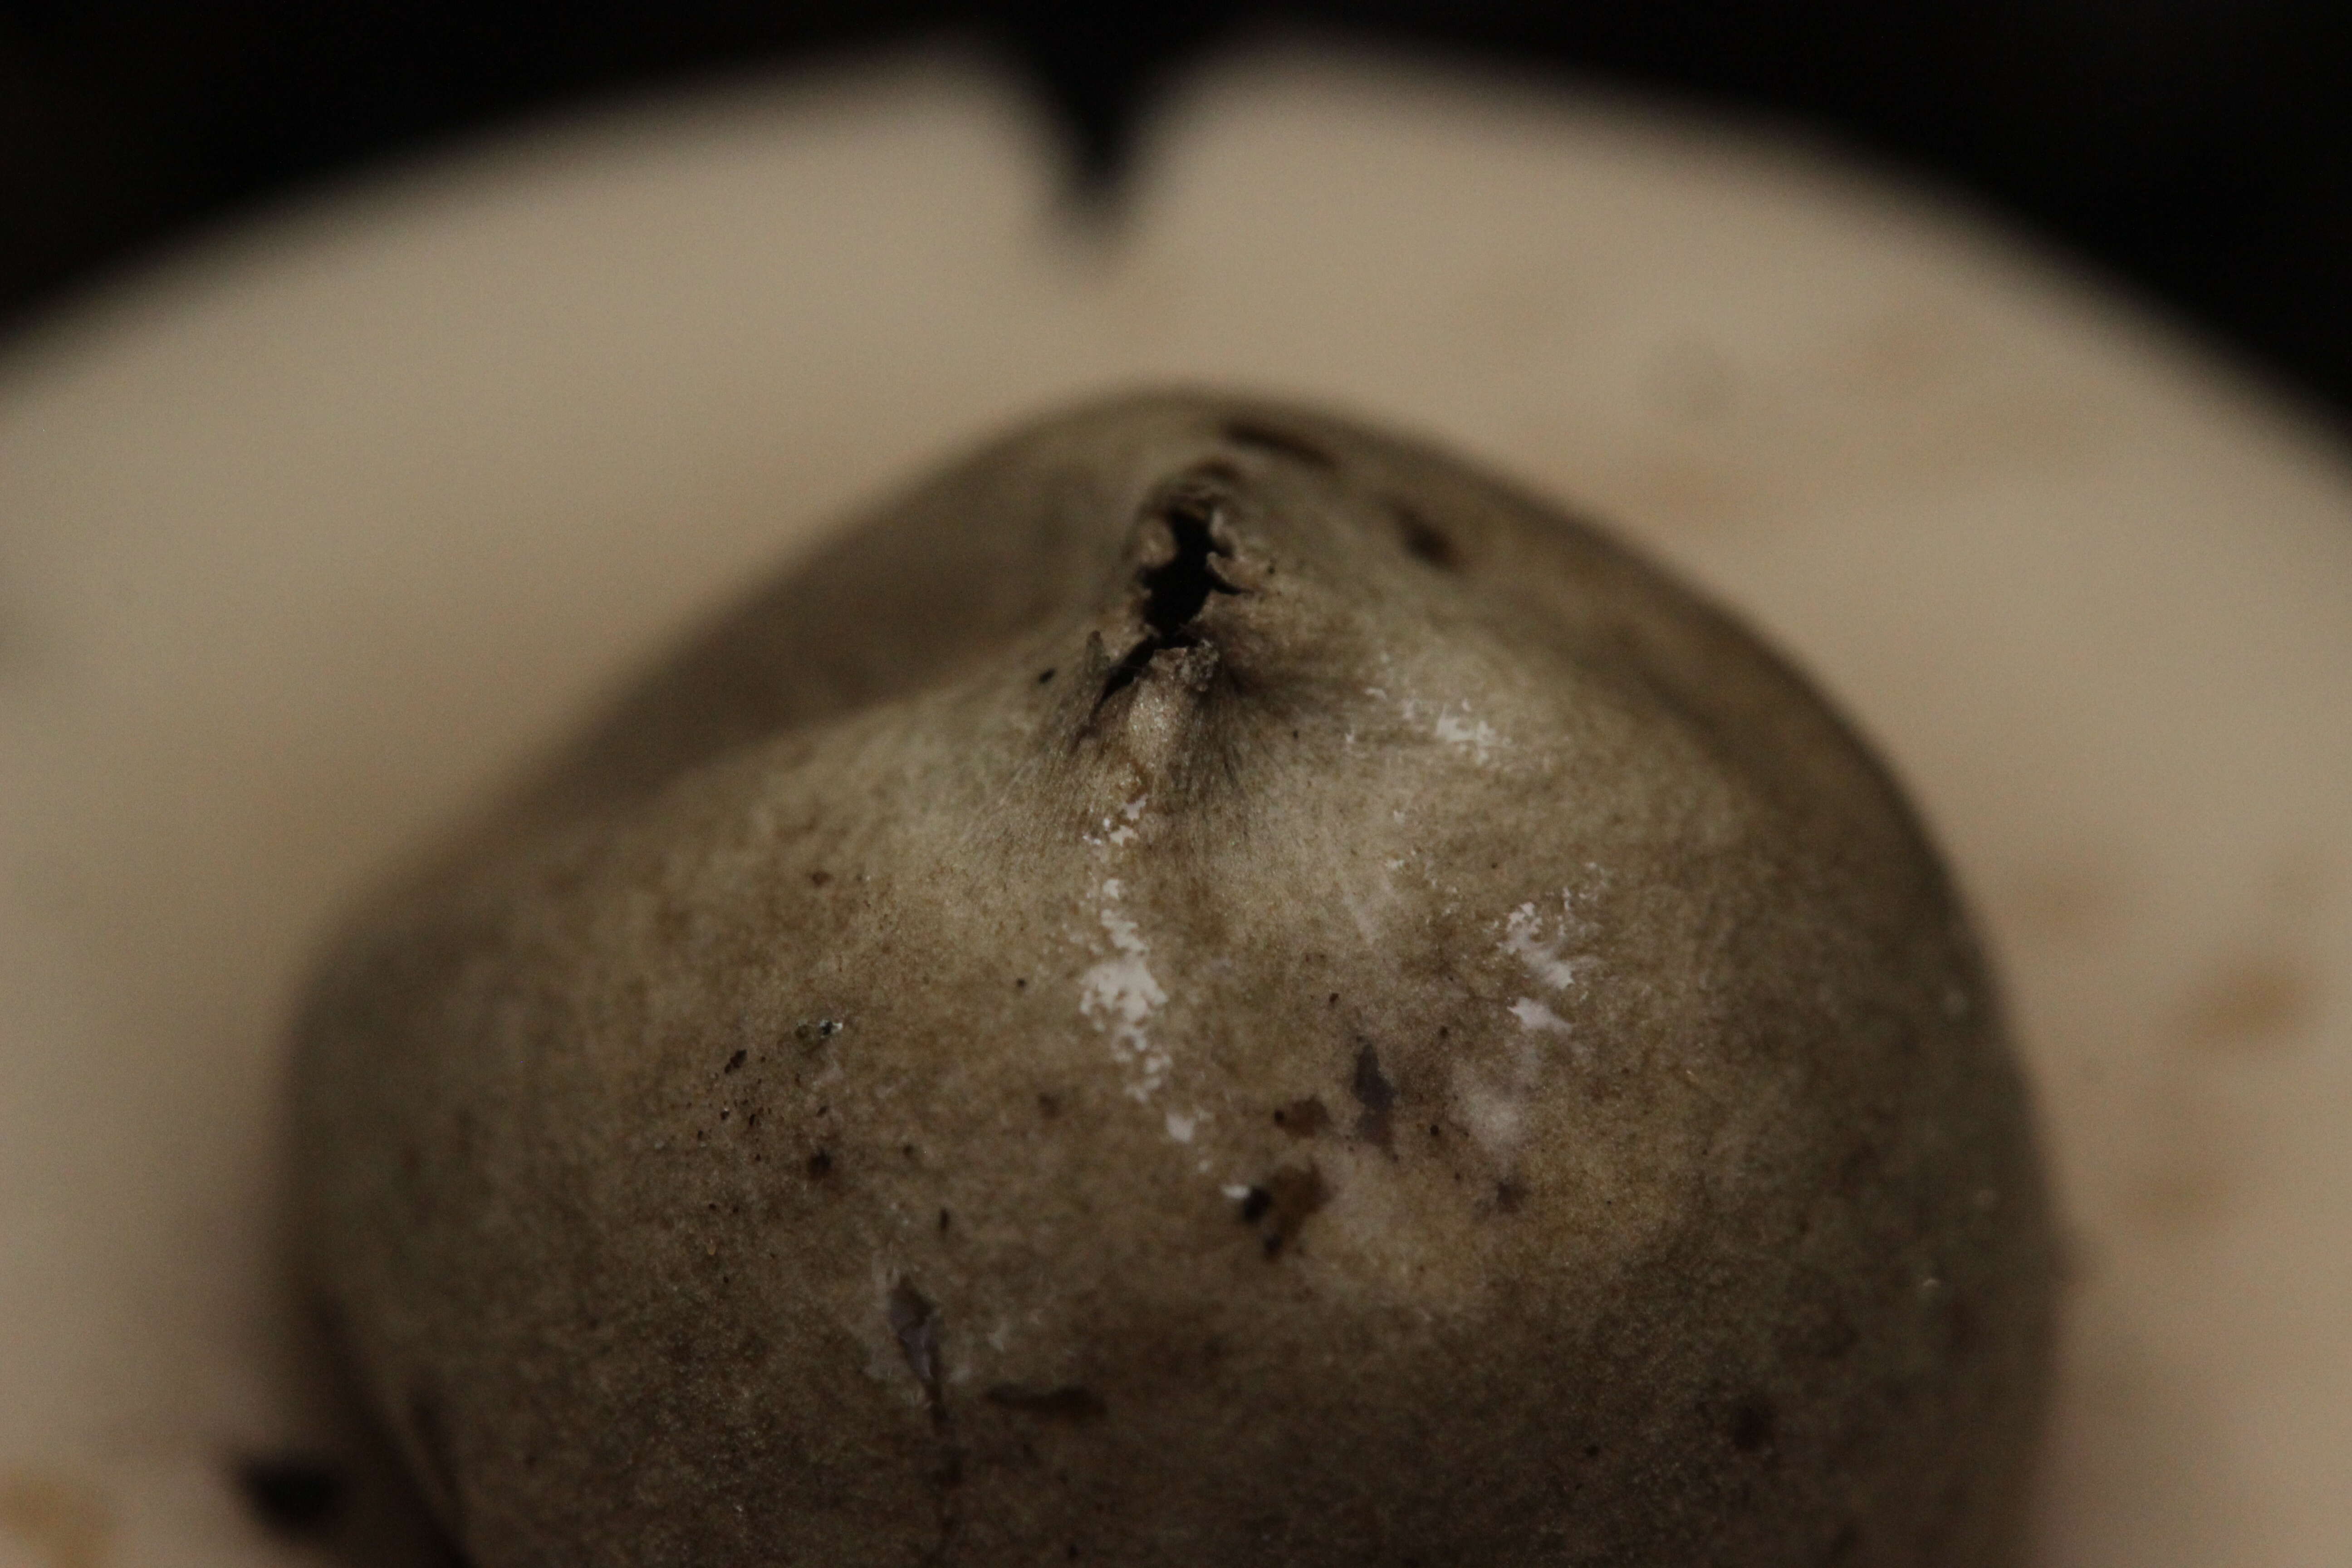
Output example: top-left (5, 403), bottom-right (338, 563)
top-left (1495, 1179), bottom-right (1526, 1214)
top-left (806, 1149), bottom-right (834, 1179)
top-left (1272, 1097), bottom-right (1329, 1137)
top-left (1244, 1165), bottom-right (1331, 1258)
top-left (809, 870), bottom-right (833, 887)
top-left (723, 1049), bottom-right (747, 1074)
top-left (1037, 1093), bottom-right (1061, 1118)
top-left (985, 1385), bottom-right (1107, 1421)
top-left (938, 1208), bottom-right (952, 1233)
top-left (794, 1018), bottom-right (844, 1046)
top-left (1037, 667), bottom-right (1057, 685)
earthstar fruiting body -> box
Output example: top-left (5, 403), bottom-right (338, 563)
top-left (293, 392), bottom-right (2053, 1565)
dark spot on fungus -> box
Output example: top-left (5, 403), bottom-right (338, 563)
top-left (794, 1018), bottom-right (843, 1047)
top-left (233, 1452), bottom-right (345, 1535)
top-left (722, 1049), bottom-right (746, 1074)
top-left (1392, 500), bottom-right (1461, 570)
top-left (887, 1279), bottom-right (946, 1415)
top-left (939, 1208), bottom-right (952, 1233)
top-left (1037, 1092), bottom-right (1060, 1118)
top-left (1350, 1043), bottom-right (1397, 1147)
top-left (1731, 1397), bottom-right (1777, 1454)
top-left (1245, 1165), bottom-right (1330, 1257)
top-left (985, 1385), bottom-right (1108, 1421)
top-left (808, 869), bottom-right (832, 887)
top-left (1495, 1179), bottom-right (1526, 1213)
top-left (805, 1148), bottom-right (833, 1179)
top-left (1222, 417), bottom-right (1338, 470)
top-left (1037, 667), bottom-right (1057, 684)
top-left (1272, 1097), bottom-right (1329, 1137)
top-left (1015, 976), bottom-right (1028, 989)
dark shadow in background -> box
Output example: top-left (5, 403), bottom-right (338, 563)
top-left (4, 0), bottom-right (2348, 411)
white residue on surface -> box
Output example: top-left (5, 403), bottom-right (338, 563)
top-left (1509, 997), bottom-right (1571, 1034)
top-left (1104, 793), bottom-right (1148, 847)
top-left (1501, 895), bottom-right (1586, 992)
top-left (1164, 1109), bottom-right (1200, 1142)
top-left (1455, 890), bottom-right (1598, 1156)
top-left (1432, 706), bottom-right (1503, 764)
top-left (1079, 877), bottom-right (1171, 1100)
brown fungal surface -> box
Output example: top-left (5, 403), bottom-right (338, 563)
top-left (292, 391), bottom-right (2053, 1566)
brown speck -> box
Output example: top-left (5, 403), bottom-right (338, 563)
top-left (809, 869), bottom-right (833, 887)
top-left (2178, 956), bottom-right (2314, 1052)
top-left (1037, 667), bottom-right (1057, 684)
top-left (1036, 1093), bottom-right (1060, 1118)
top-left (985, 1385), bottom-right (1107, 1421)
top-left (1015, 977), bottom-right (1028, 990)
top-left (0, 1472), bottom-right (108, 1568)
top-left (806, 1148), bottom-right (833, 1179)
top-left (233, 1454), bottom-right (344, 1536)
top-left (1271, 1097), bottom-right (1329, 1137)
top-left (938, 1208), bottom-right (952, 1233)
top-left (723, 1049), bottom-right (746, 1074)
top-left (1494, 1179), bottom-right (1526, 1214)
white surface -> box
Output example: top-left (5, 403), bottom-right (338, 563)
top-left (3, 42), bottom-right (2347, 1567)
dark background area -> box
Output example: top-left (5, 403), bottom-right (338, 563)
top-left (5, 0), bottom-right (2349, 416)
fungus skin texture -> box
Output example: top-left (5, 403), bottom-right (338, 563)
top-left (293, 391), bottom-right (2054, 1567)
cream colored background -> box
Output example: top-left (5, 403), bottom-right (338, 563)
top-left (3, 43), bottom-right (2347, 1568)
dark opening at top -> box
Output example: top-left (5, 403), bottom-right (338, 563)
top-left (1138, 499), bottom-right (1235, 637)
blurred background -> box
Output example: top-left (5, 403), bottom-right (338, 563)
top-left (5, 0), bottom-right (2352, 416)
